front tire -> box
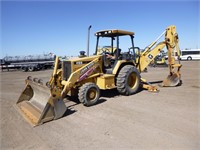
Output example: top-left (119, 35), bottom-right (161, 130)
top-left (78, 82), bottom-right (100, 106)
top-left (116, 65), bottom-right (141, 95)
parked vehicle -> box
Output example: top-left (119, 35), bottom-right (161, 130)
top-left (0, 53), bottom-right (55, 71)
top-left (179, 49), bottom-right (200, 61)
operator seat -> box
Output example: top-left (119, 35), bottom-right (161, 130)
top-left (103, 48), bottom-right (121, 74)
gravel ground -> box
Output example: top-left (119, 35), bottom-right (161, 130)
top-left (0, 61), bottom-right (199, 150)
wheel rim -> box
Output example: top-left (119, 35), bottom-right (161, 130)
top-left (128, 72), bottom-right (138, 89)
top-left (87, 88), bottom-right (97, 101)
top-left (29, 66), bottom-right (34, 71)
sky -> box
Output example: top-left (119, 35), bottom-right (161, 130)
top-left (1, 0), bottom-right (199, 58)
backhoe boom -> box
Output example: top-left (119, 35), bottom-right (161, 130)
top-left (138, 25), bottom-right (182, 88)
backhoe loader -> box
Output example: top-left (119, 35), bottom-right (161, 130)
top-left (149, 51), bottom-right (168, 67)
top-left (16, 25), bottom-right (182, 126)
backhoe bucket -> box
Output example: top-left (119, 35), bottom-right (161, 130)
top-left (16, 79), bottom-right (67, 126)
top-left (161, 73), bottom-right (181, 87)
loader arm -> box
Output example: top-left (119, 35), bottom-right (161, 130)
top-left (48, 56), bottom-right (61, 88)
top-left (60, 56), bottom-right (101, 98)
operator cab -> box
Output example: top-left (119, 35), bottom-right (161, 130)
top-left (95, 29), bottom-right (136, 73)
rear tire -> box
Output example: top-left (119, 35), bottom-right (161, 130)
top-left (78, 82), bottom-right (100, 106)
top-left (116, 65), bottom-right (141, 95)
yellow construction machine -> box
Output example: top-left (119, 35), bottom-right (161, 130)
top-left (149, 51), bottom-right (168, 67)
top-left (16, 25), bottom-right (182, 126)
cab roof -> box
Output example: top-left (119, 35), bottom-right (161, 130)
top-left (95, 29), bottom-right (134, 37)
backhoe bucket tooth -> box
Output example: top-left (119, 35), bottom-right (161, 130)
top-left (162, 73), bottom-right (180, 87)
top-left (16, 80), bottom-right (66, 126)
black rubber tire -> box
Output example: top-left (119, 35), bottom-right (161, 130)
top-left (187, 56), bottom-right (192, 61)
top-left (78, 82), bottom-right (100, 106)
top-left (21, 66), bottom-right (28, 72)
top-left (116, 65), bottom-right (141, 95)
top-left (28, 66), bottom-right (35, 72)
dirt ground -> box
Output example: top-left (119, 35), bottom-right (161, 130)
top-left (0, 61), bottom-right (199, 150)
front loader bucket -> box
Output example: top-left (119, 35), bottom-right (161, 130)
top-left (16, 79), bottom-right (67, 126)
top-left (161, 73), bottom-right (181, 87)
